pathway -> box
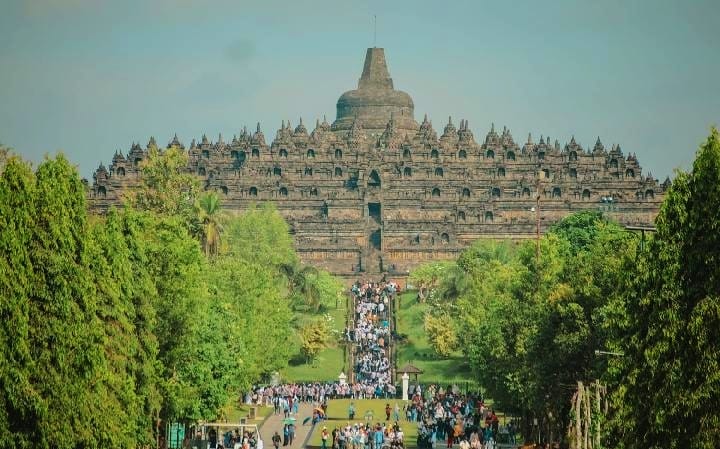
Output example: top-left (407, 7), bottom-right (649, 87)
top-left (260, 402), bottom-right (316, 449)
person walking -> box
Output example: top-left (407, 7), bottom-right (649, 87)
top-left (288, 423), bottom-right (296, 446)
top-left (321, 426), bottom-right (330, 449)
top-left (349, 402), bottom-right (356, 420)
top-left (272, 432), bottom-right (281, 449)
top-left (373, 425), bottom-right (384, 449)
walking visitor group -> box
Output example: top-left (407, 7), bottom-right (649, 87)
top-left (238, 280), bottom-right (514, 449)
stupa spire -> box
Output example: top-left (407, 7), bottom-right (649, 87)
top-left (358, 47), bottom-right (393, 90)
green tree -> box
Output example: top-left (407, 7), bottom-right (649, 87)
top-left (224, 203), bottom-right (297, 270)
top-left (424, 313), bottom-right (459, 357)
top-left (131, 145), bottom-right (200, 232)
top-left (86, 209), bottom-right (161, 447)
top-left (115, 210), bottom-right (164, 445)
top-left (290, 265), bottom-right (322, 311)
top-left (453, 213), bottom-right (634, 442)
top-left (0, 155), bottom-right (105, 449)
top-left (0, 156), bottom-right (42, 449)
top-left (610, 128), bottom-right (720, 449)
top-left (0, 144), bottom-right (9, 174)
top-left (198, 191), bottom-right (223, 257)
top-left (0, 151), bottom-right (304, 446)
top-left (299, 319), bottom-right (330, 363)
top-left (285, 266), bottom-right (344, 312)
top-left (206, 256), bottom-right (293, 390)
top-left (314, 270), bottom-right (345, 310)
top-left (141, 215), bottom-right (209, 423)
top-left (409, 260), bottom-right (454, 302)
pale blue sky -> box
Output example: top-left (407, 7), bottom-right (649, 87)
top-left (1, 0), bottom-right (718, 179)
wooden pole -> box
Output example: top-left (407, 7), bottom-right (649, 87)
top-left (595, 380), bottom-right (601, 449)
top-left (576, 381), bottom-right (583, 449)
top-left (584, 386), bottom-right (591, 449)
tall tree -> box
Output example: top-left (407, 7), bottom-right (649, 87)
top-left (131, 145), bottom-right (200, 234)
top-left (299, 319), bottom-right (330, 363)
top-left (0, 155), bottom-right (105, 449)
top-left (452, 213), bottom-right (634, 443)
top-left (0, 156), bottom-right (42, 449)
top-left (86, 211), bottom-right (146, 447)
top-left (408, 261), bottom-right (454, 302)
top-left (207, 256), bottom-right (293, 384)
top-left (610, 128), bottom-right (720, 449)
top-left (0, 144), bottom-right (9, 174)
top-left (198, 191), bottom-right (223, 257)
top-left (224, 203), bottom-right (298, 270)
top-left (86, 209), bottom-right (162, 447)
top-left (141, 216), bottom-right (208, 423)
top-left (291, 265), bottom-right (322, 311)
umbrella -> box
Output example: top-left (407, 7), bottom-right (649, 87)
top-left (283, 418), bottom-right (296, 425)
top-left (314, 407), bottom-right (325, 415)
top-left (302, 417), bottom-right (312, 425)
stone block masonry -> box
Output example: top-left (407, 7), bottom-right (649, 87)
top-left (89, 47), bottom-right (667, 276)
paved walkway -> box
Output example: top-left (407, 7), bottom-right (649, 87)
top-left (260, 403), bottom-right (317, 449)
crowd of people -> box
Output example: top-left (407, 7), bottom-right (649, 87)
top-left (348, 281), bottom-right (399, 393)
top-left (186, 428), bottom-right (262, 449)
top-left (405, 385), bottom-right (514, 449)
top-left (324, 421), bottom-right (405, 449)
top-left (239, 280), bottom-right (520, 449)
top-left (245, 382), bottom-right (399, 409)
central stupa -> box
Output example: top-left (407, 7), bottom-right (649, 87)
top-left (332, 47), bottom-right (418, 135)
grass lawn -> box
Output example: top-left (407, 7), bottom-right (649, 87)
top-left (223, 403), bottom-right (274, 423)
top-left (281, 303), bottom-right (349, 383)
top-left (307, 399), bottom-right (419, 448)
top-left (395, 292), bottom-right (474, 386)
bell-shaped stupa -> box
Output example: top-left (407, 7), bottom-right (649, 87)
top-left (332, 48), bottom-right (418, 135)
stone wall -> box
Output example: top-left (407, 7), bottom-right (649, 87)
top-left (88, 47), bottom-right (667, 276)
top-left (89, 118), bottom-right (666, 276)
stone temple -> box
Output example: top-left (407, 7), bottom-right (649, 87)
top-left (89, 47), bottom-right (667, 277)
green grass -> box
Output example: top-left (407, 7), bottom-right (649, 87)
top-left (395, 292), bottom-right (474, 386)
top-left (307, 399), bottom-right (419, 448)
top-left (281, 303), bottom-right (348, 382)
top-left (223, 404), bottom-right (274, 423)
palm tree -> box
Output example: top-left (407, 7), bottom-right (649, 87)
top-left (198, 191), bottom-right (223, 257)
top-left (292, 265), bottom-right (322, 311)
top-left (438, 264), bottom-right (469, 301)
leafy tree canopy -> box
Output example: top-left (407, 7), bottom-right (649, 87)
top-left (610, 128), bottom-right (720, 449)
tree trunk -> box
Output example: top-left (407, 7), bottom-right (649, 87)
top-left (575, 381), bottom-right (583, 449)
